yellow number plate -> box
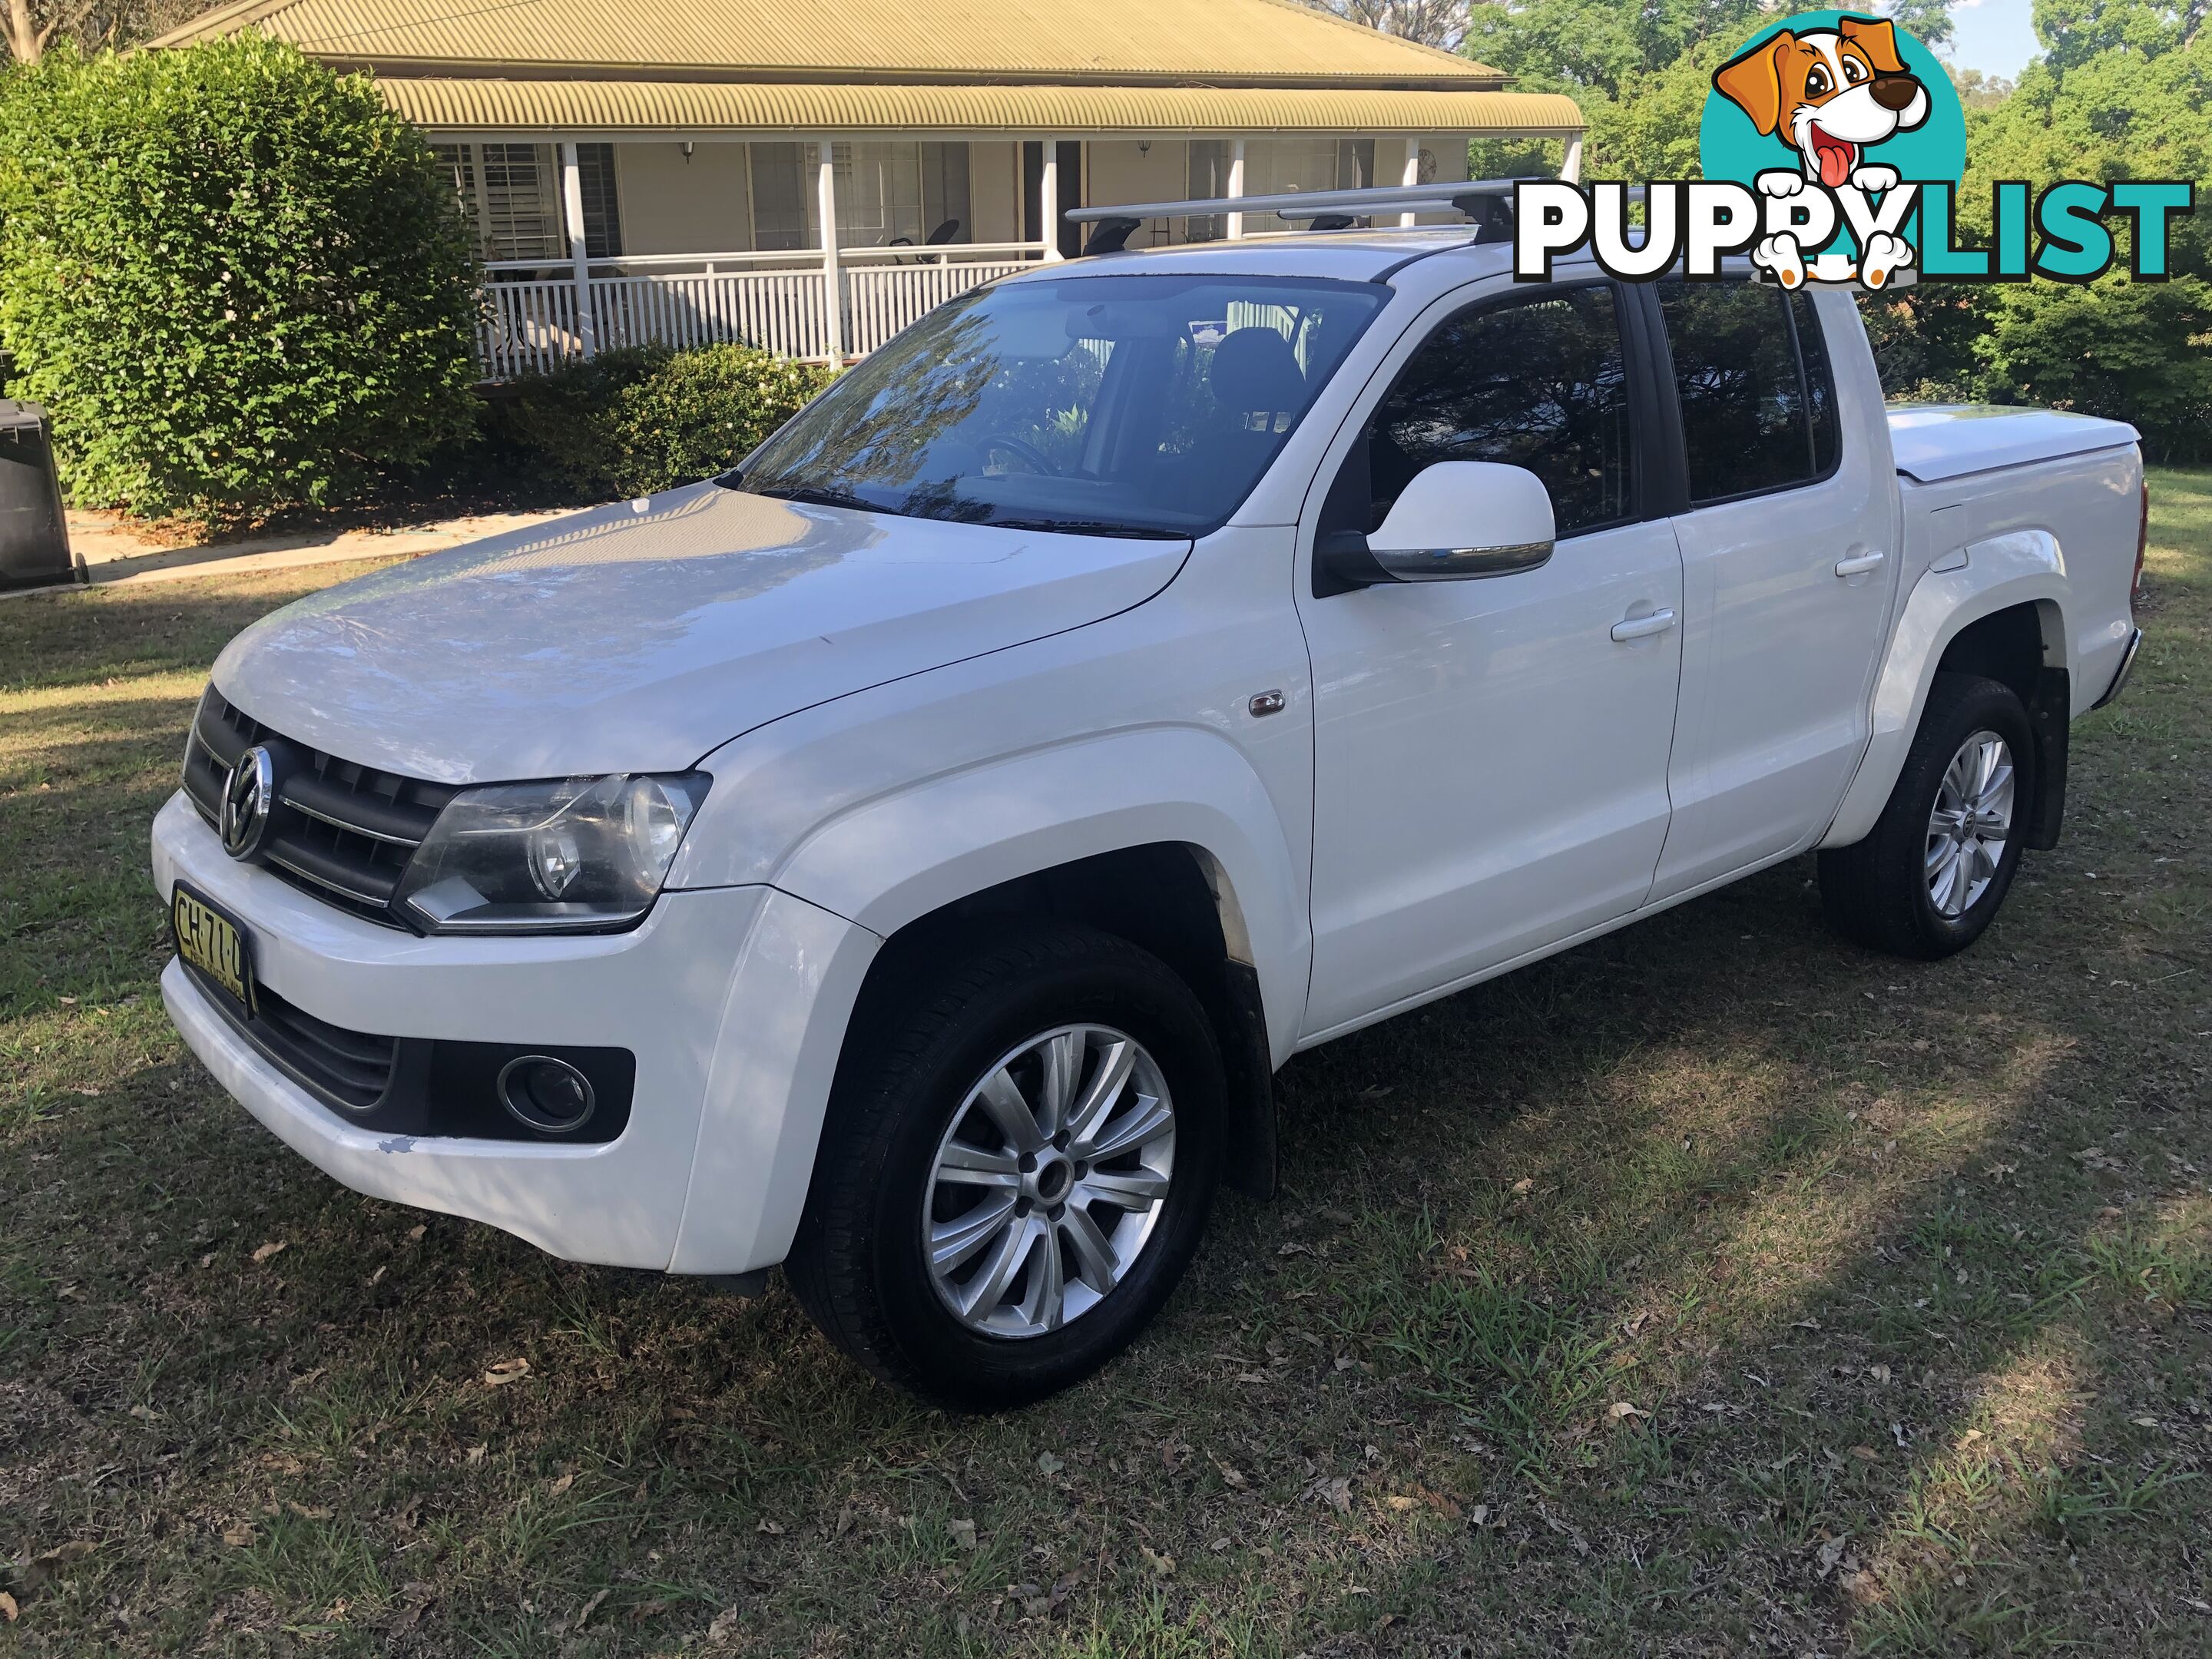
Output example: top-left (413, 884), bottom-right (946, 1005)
top-left (173, 885), bottom-right (255, 1013)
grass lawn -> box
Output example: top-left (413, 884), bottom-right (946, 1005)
top-left (3, 472), bottom-right (2209, 1657)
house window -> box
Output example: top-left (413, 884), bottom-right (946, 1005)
top-left (747, 142), bottom-right (971, 252)
top-left (433, 141), bottom-right (622, 263)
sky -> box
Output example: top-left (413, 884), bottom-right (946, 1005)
top-left (1945, 0), bottom-right (2042, 79)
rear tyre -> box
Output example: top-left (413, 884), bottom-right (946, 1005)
top-left (1819, 672), bottom-right (2035, 960)
top-left (786, 923), bottom-right (1224, 1409)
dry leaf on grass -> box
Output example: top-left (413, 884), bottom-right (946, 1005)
top-left (220, 1521), bottom-right (254, 1548)
top-left (947, 1518), bottom-right (977, 1550)
top-left (250, 1240), bottom-right (286, 1263)
top-left (1035, 1450), bottom-right (1064, 1476)
top-left (0, 1591), bottom-right (16, 1622)
top-left (704, 1603), bottom-right (745, 1644)
top-left (482, 1358), bottom-right (530, 1386)
top-left (1307, 1475), bottom-right (1353, 1512)
top-left (549, 1473), bottom-right (575, 1495)
top-left (1140, 1544), bottom-right (1176, 1577)
top-left (1608, 1400), bottom-right (1646, 1422)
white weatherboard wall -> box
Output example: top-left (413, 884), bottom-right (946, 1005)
top-left (613, 143), bottom-right (753, 255)
top-left (1084, 140), bottom-right (1191, 247)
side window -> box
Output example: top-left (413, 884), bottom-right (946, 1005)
top-left (1357, 285), bottom-right (1634, 539)
top-left (1658, 278), bottom-right (1836, 503)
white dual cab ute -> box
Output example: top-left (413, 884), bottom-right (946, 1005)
top-left (156, 181), bottom-right (2147, 1407)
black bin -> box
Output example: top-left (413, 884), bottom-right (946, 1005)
top-left (0, 400), bottom-right (75, 593)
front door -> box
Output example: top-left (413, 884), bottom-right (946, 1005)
top-left (1644, 280), bottom-right (1902, 901)
top-left (1299, 280), bottom-right (1687, 1039)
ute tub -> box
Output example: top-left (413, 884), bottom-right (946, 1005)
top-left (1887, 404), bottom-right (2139, 485)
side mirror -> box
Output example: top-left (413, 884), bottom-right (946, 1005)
top-left (1319, 461), bottom-right (1556, 588)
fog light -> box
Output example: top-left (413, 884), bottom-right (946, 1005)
top-left (497, 1055), bottom-right (596, 1134)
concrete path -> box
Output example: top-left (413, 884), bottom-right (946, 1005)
top-left (6, 505), bottom-right (575, 598)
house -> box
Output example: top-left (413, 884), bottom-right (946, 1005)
top-left (152, 0), bottom-right (1584, 378)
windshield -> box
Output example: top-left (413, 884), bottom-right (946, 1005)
top-left (730, 273), bottom-right (1386, 538)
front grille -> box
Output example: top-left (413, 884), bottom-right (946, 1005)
top-left (181, 687), bottom-right (459, 929)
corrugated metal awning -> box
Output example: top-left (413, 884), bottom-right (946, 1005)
top-left (379, 78), bottom-right (1584, 137)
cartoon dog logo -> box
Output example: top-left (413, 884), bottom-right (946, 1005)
top-left (1711, 16), bottom-right (1930, 288)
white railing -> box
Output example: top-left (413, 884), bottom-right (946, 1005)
top-left (844, 260), bottom-right (1030, 355)
top-left (474, 243), bottom-right (1045, 380)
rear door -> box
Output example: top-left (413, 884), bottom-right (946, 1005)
top-left (1643, 280), bottom-right (1901, 902)
top-left (1296, 277), bottom-right (1687, 1038)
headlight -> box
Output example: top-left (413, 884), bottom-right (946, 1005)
top-left (395, 773), bottom-right (710, 934)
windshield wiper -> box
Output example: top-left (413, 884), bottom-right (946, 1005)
top-left (983, 517), bottom-right (1186, 540)
top-left (749, 483), bottom-right (879, 514)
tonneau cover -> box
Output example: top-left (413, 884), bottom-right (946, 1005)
top-left (1887, 403), bottom-right (2138, 484)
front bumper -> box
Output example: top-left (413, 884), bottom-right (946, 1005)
top-left (153, 792), bottom-right (879, 1273)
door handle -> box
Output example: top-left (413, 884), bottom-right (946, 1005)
top-left (1834, 550), bottom-right (1886, 577)
top-left (1610, 608), bottom-right (1677, 642)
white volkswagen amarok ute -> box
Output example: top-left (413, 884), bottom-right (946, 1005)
top-left (155, 199), bottom-right (2147, 1407)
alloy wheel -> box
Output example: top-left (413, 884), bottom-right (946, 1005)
top-left (922, 1024), bottom-right (1176, 1338)
top-left (1925, 728), bottom-right (2015, 919)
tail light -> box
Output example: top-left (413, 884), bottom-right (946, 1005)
top-left (2133, 477), bottom-right (2149, 601)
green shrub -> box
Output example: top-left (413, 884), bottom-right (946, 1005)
top-left (485, 343), bottom-right (837, 499)
top-left (614, 343), bottom-right (839, 493)
top-left (1947, 25), bottom-right (2211, 455)
top-left (1974, 276), bottom-right (2212, 462)
top-left (477, 347), bottom-right (669, 498)
top-left (0, 37), bottom-right (481, 522)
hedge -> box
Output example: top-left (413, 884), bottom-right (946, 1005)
top-left (0, 37), bottom-right (481, 521)
top-left (484, 343), bottom-right (839, 499)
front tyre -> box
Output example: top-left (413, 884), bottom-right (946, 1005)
top-left (1819, 672), bottom-right (2036, 959)
top-left (786, 925), bottom-right (1224, 1409)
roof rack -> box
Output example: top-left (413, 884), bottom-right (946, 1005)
top-left (1066, 178), bottom-right (1539, 254)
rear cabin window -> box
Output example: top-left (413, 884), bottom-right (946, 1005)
top-left (1657, 280), bottom-right (1839, 504)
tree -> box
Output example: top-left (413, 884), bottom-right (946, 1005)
top-left (0, 36), bottom-right (482, 519)
top-left (1974, 275), bottom-right (2212, 459)
top-left (1311, 0), bottom-right (1469, 51)
top-left (1880, 0), bottom-right (1959, 51)
top-left (3, 0), bottom-right (194, 64)
top-left (1949, 65), bottom-right (2016, 107)
top-left (1461, 0), bottom-right (1956, 104)
top-left (2032, 0), bottom-right (2203, 74)
top-left (1462, 0), bottom-right (1810, 102)
top-left (1924, 9), bottom-right (2212, 453)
